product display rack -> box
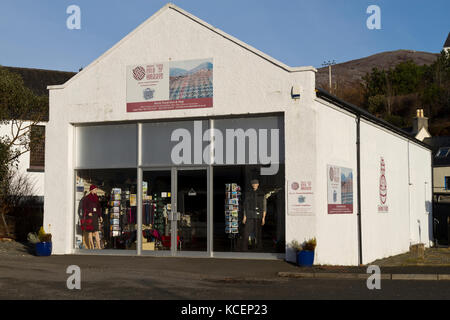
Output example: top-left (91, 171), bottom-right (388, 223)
top-left (225, 183), bottom-right (241, 251)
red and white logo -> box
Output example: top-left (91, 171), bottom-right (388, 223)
top-left (379, 157), bottom-right (387, 205)
top-left (132, 66), bottom-right (146, 81)
top-left (291, 182), bottom-right (299, 191)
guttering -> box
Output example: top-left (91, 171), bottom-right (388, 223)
top-left (316, 88), bottom-right (432, 151)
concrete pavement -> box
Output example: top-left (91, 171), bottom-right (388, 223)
top-left (0, 241), bottom-right (450, 299)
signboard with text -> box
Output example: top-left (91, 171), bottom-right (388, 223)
top-left (288, 180), bottom-right (314, 216)
top-left (327, 165), bottom-right (354, 214)
top-left (126, 58), bottom-right (213, 112)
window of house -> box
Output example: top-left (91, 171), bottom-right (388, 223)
top-left (29, 125), bottom-right (45, 170)
top-left (445, 177), bottom-right (450, 190)
top-left (436, 147), bottom-right (450, 158)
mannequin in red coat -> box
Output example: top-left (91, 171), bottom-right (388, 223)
top-left (83, 185), bottom-right (103, 249)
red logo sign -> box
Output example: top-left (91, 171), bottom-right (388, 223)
top-left (291, 182), bottom-right (299, 191)
top-left (379, 157), bottom-right (387, 204)
top-left (132, 66), bottom-right (146, 81)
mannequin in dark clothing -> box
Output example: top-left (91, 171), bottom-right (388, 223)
top-left (83, 185), bottom-right (103, 249)
top-left (242, 179), bottom-right (266, 251)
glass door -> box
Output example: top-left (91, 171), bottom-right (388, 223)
top-left (141, 168), bottom-right (208, 254)
top-left (141, 170), bottom-right (173, 252)
top-left (174, 169), bottom-right (208, 253)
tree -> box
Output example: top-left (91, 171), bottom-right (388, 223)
top-left (0, 66), bottom-right (48, 166)
top-left (0, 66), bottom-right (47, 237)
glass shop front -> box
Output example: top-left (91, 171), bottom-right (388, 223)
top-left (74, 115), bottom-right (285, 257)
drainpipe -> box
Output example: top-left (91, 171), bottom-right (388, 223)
top-left (356, 116), bottom-right (363, 265)
top-left (431, 151), bottom-right (435, 247)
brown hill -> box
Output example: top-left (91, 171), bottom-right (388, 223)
top-left (316, 50), bottom-right (439, 89)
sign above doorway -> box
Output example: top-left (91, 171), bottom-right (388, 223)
top-left (126, 58), bottom-right (213, 112)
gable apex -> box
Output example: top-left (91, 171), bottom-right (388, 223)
top-left (48, 3), bottom-right (315, 91)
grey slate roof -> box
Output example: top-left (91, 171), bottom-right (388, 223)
top-left (3, 66), bottom-right (76, 96)
top-left (445, 33), bottom-right (450, 48)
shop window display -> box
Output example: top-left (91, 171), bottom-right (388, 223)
top-left (75, 169), bottom-right (137, 250)
top-left (213, 165), bottom-right (285, 253)
top-left (141, 171), bottom-right (173, 251)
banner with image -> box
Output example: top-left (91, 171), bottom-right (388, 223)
top-left (127, 58), bottom-right (213, 112)
top-left (327, 165), bottom-right (353, 214)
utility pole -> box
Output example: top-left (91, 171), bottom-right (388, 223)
top-left (322, 60), bottom-right (336, 94)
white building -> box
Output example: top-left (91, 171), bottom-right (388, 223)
top-left (44, 4), bottom-right (433, 266)
top-left (444, 33), bottom-right (450, 53)
top-left (0, 121), bottom-right (46, 201)
top-left (0, 66), bottom-right (75, 203)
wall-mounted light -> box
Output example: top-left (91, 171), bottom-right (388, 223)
top-left (291, 85), bottom-right (301, 99)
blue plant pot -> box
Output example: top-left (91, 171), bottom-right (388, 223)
top-left (297, 250), bottom-right (314, 267)
top-left (35, 242), bottom-right (52, 256)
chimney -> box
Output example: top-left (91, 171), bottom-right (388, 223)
top-left (413, 109), bottom-right (428, 134)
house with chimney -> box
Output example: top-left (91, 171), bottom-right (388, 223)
top-left (410, 109), bottom-right (431, 141)
top-left (0, 66), bottom-right (75, 202)
top-left (0, 66), bottom-right (76, 203)
top-left (0, 66), bottom-right (75, 239)
top-left (444, 33), bottom-right (450, 53)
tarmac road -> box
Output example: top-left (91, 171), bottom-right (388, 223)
top-left (0, 254), bottom-right (449, 300)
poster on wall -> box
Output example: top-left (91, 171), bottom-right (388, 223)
top-left (378, 157), bottom-right (389, 213)
top-left (288, 180), bottom-right (314, 216)
top-left (126, 58), bottom-right (213, 112)
top-left (327, 165), bottom-right (353, 214)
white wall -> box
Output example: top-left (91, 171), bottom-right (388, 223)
top-left (408, 142), bottom-right (433, 247)
top-left (360, 120), bottom-right (432, 264)
top-left (286, 99), bottom-right (432, 266)
top-left (313, 99), bottom-right (359, 266)
top-left (0, 121), bottom-right (45, 198)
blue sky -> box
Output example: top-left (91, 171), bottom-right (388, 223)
top-left (0, 0), bottom-right (449, 72)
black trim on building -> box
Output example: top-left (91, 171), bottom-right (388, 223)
top-left (315, 88), bottom-right (432, 151)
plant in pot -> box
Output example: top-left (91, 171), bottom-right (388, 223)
top-left (298, 238), bottom-right (316, 267)
top-left (35, 227), bottom-right (52, 257)
top-left (289, 240), bottom-right (303, 266)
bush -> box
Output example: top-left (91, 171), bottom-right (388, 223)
top-left (290, 238), bottom-right (317, 252)
top-left (289, 240), bottom-right (303, 252)
top-left (38, 226), bottom-right (52, 243)
top-left (303, 238), bottom-right (317, 251)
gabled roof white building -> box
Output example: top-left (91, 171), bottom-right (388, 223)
top-left (44, 4), bottom-right (433, 265)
